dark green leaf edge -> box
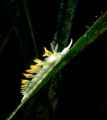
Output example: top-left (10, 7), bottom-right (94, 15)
top-left (6, 10), bottom-right (107, 120)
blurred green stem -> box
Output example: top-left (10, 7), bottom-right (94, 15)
top-left (23, 0), bottom-right (38, 57)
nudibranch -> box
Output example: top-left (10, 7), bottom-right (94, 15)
top-left (21, 39), bottom-right (73, 101)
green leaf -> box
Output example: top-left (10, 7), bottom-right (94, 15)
top-left (6, 10), bottom-right (107, 120)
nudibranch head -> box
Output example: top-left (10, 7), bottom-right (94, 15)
top-left (59, 39), bottom-right (73, 55)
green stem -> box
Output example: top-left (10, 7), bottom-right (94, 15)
top-left (23, 0), bottom-right (38, 57)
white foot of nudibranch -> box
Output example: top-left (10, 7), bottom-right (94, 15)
top-left (21, 95), bottom-right (25, 102)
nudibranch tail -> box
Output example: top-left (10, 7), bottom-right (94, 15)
top-left (21, 39), bottom-right (73, 102)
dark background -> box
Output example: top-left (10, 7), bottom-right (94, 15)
top-left (0, 0), bottom-right (107, 119)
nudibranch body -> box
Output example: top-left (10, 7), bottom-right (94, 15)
top-left (21, 39), bottom-right (73, 101)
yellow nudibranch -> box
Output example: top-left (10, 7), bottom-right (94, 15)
top-left (21, 39), bottom-right (73, 101)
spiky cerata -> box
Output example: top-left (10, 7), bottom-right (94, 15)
top-left (21, 39), bottom-right (73, 101)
